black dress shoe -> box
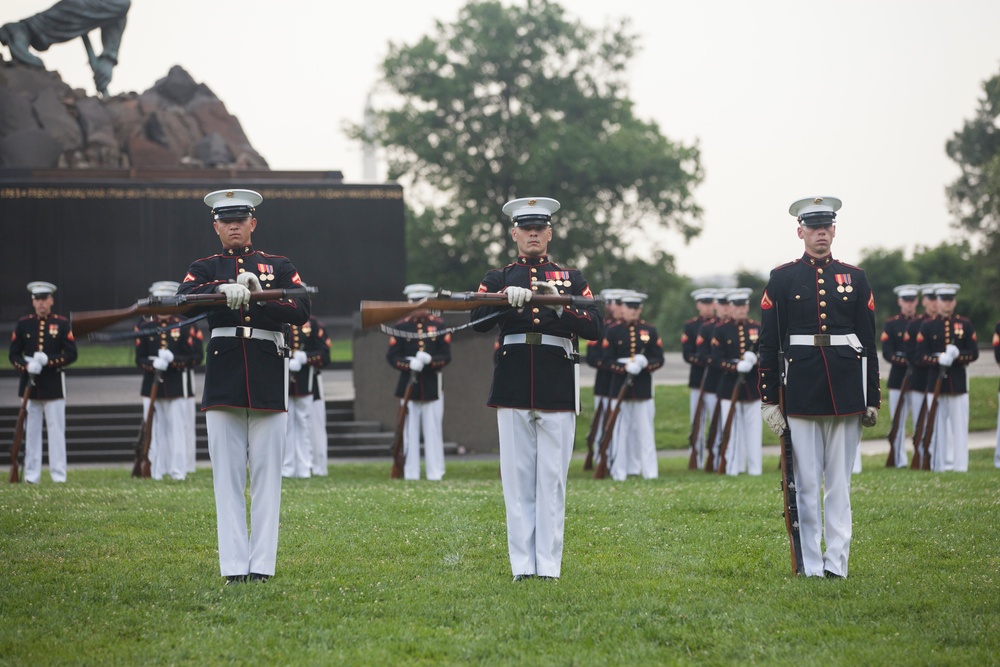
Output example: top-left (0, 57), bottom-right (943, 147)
top-left (538, 576), bottom-right (559, 581)
top-left (823, 570), bottom-right (845, 580)
top-left (512, 574), bottom-right (536, 582)
top-left (225, 575), bottom-right (247, 585)
top-left (248, 573), bottom-right (270, 583)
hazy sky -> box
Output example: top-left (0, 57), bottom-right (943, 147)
top-left (6, 0), bottom-right (1000, 279)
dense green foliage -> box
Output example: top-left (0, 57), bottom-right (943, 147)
top-left (2, 449), bottom-right (998, 665)
top-left (352, 0), bottom-right (702, 294)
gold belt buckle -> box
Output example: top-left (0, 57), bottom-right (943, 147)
top-left (235, 326), bottom-right (253, 338)
top-left (813, 334), bottom-right (830, 346)
top-left (524, 332), bottom-right (542, 345)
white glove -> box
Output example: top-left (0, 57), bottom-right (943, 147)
top-left (218, 283), bottom-right (251, 309)
top-left (632, 353), bottom-right (649, 369)
top-left (625, 360), bottom-right (642, 375)
top-left (742, 351), bottom-right (758, 366)
top-left (736, 359), bottom-right (754, 373)
top-left (504, 286), bottom-right (532, 308)
top-left (237, 272), bottom-right (263, 292)
top-left (27, 360), bottom-right (43, 375)
top-left (408, 357), bottom-right (425, 373)
top-left (415, 350), bottom-right (432, 365)
top-left (938, 352), bottom-right (954, 367)
top-left (862, 406), bottom-right (878, 428)
top-left (33, 351), bottom-right (49, 367)
top-left (152, 357), bottom-right (169, 371)
top-left (157, 348), bottom-right (174, 363)
top-left (289, 359), bottom-right (302, 372)
top-left (531, 281), bottom-right (563, 316)
top-left (945, 344), bottom-right (959, 360)
top-left (762, 404), bottom-right (785, 436)
top-left (293, 350), bottom-right (308, 365)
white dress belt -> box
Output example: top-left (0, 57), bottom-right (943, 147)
top-left (503, 332), bottom-right (574, 356)
top-left (212, 326), bottom-right (285, 348)
top-left (788, 333), bottom-right (862, 351)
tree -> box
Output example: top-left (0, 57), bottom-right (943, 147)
top-left (351, 0), bottom-right (702, 291)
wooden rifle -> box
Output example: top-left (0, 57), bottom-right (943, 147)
top-left (778, 384), bottom-right (804, 576)
top-left (8, 378), bottom-right (33, 483)
top-left (686, 370), bottom-right (709, 470)
top-left (715, 372), bottom-right (746, 475)
top-left (132, 369), bottom-right (161, 478)
top-left (910, 397), bottom-right (928, 470)
top-left (703, 400), bottom-right (722, 472)
top-left (885, 368), bottom-right (911, 467)
top-left (71, 286), bottom-right (317, 336)
top-left (582, 398), bottom-right (605, 471)
top-left (593, 375), bottom-right (633, 480)
top-left (390, 371), bottom-right (418, 479)
top-left (360, 291), bottom-right (596, 330)
top-left (920, 366), bottom-right (947, 472)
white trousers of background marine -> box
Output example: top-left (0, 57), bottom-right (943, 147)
top-left (24, 398), bottom-right (66, 483)
top-left (282, 395), bottom-right (312, 478)
top-left (404, 397), bottom-right (445, 481)
top-left (206, 408), bottom-right (286, 578)
top-left (310, 382), bottom-right (328, 476)
top-left (788, 414), bottom-right (862, 578)
top-left (497, 408), bottom-right (575, 578)
top-left (142, 396), bottom-right (187, 481)
top-left (609, 399), bottom-right (657, 481)
top-left (931, 394), bottom-right (969, 472)
top-left (886, 388), bottom-right (910, 468)
top-left (721, 399), bottom-right (762, 476)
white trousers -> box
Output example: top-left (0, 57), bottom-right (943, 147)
top-left (205, 408), bottom-right (286, 577)
top-left (995, 393), bottom-right (1000, 469)
top-left (788, 415), bottom-right (862, 578)
top-left (311, 384), bottom-right (328, 476)
top-left (497, 408), bottom-right (575, 578)
top-left (403, 397), bottom-right (445, 481)
top-left (721, 399), bottom-right (762, 476)
top-left (609, 399), bottom-right (657, 480)
top-left (592, 395), bottom-right (610, 456)
top-left (142, 396), bottom-right (187, 481)
top-left (282, 396), bottom-right (313, 478)
top-left (24, 398), bottom-right (66, 483)
top-left (886, 388), bottom-right (910, 468)
top-left (185, 396), bottom-right (197, 473)
top-left (931, 394), bottom-right (969, 472)
top-left (689, 388), bottom-right (708, 468)
top-left (907, 390), bottom-right (930, 468)
top-left (702, 393), bottom-right (722, 467)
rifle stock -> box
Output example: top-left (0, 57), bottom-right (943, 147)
top-left (703, 401), bottom-right (722, 472)
top-left (582, 399), bottom-right (605, 471)
top-left (360, 292), bottom-right (597, 330)
top-left (132, 370), bottom-right (161, 478)
top-left (920, 367), bottom-right (947, 472)
top-left (715, 373), bottom-right (745, 475)
top-left (778, 385), bottom-right (804, 576)
top-left (8, 381), bottom-right (32, 483)
top-left (390, 372), bottom-right (417, 479)
top-left (71, 287), bottom-right (317, 336)
top-left (885, 370), bottom-right (911, 467)
top-left (910, 398), bottom-right (928, 470)
top-left (686, 371), bottom-right (709, 470)
top-left (593, 375), bottom-right (633, 480)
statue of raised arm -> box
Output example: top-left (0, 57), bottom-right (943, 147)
top-left (0, 0), bottom-right (131, 96)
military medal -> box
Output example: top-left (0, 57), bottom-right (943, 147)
top-left (835, 273), bottom-right (853, 293)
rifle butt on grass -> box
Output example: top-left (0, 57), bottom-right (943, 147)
top-left (593, 375), bottom-right (633, 480)
top-left (703, 400), bottom-right (722, 472)
top-left (132, 369), bottom-right (161, 479)
top-left (390, 372), bottom-right (418, 480)
top-left (583, 399), bottom-right (605, 471)
top-left (919, 367), bottom-right (947, 472)
top-left (778, 384), bottom-right (804, 576)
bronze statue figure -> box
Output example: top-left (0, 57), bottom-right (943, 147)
top-left (0, 0), bottom-right (131, 96)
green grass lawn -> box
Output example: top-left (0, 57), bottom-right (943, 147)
top-left (1, 450), bottom-right (997, 665)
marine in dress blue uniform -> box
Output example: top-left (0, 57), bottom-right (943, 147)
top-left (599, 290), bottom-right (664, 480)
top-left (682, 288), bottom-right (716, 468)
top-left (471, 197), bottom-right (602, 581)
top-left (709, 288), bottom-right (762, 475)
top-left (585, 289), bottom-right (623, 452)
top-left (881, 284), bottom-right (919, 468)
top-left (914, 283), bottom-right (978, 472)
top-left (307, 316), bottom-right (332, 476)
top-left (8, 281), bottom-right (77, 483)
top-left (905, 283), bottom-right (938, 468)
top-left (702, 289), bottom-right (732, 467)
top-left (176, 189), bottom-right (311, 584)
top-left (134, 281), bottom-right (203, 481)
top-left (283, 305), bottom-right (327, 479)
top-left (758, 196), bottom-right (880, 579)
top-left (386, 283), bottom-right (452, 481)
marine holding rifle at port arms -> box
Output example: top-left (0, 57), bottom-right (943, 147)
top-left (176, 188), bottom-right (310, 586)
top-left (470, 196), bottom-right (602, 582)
